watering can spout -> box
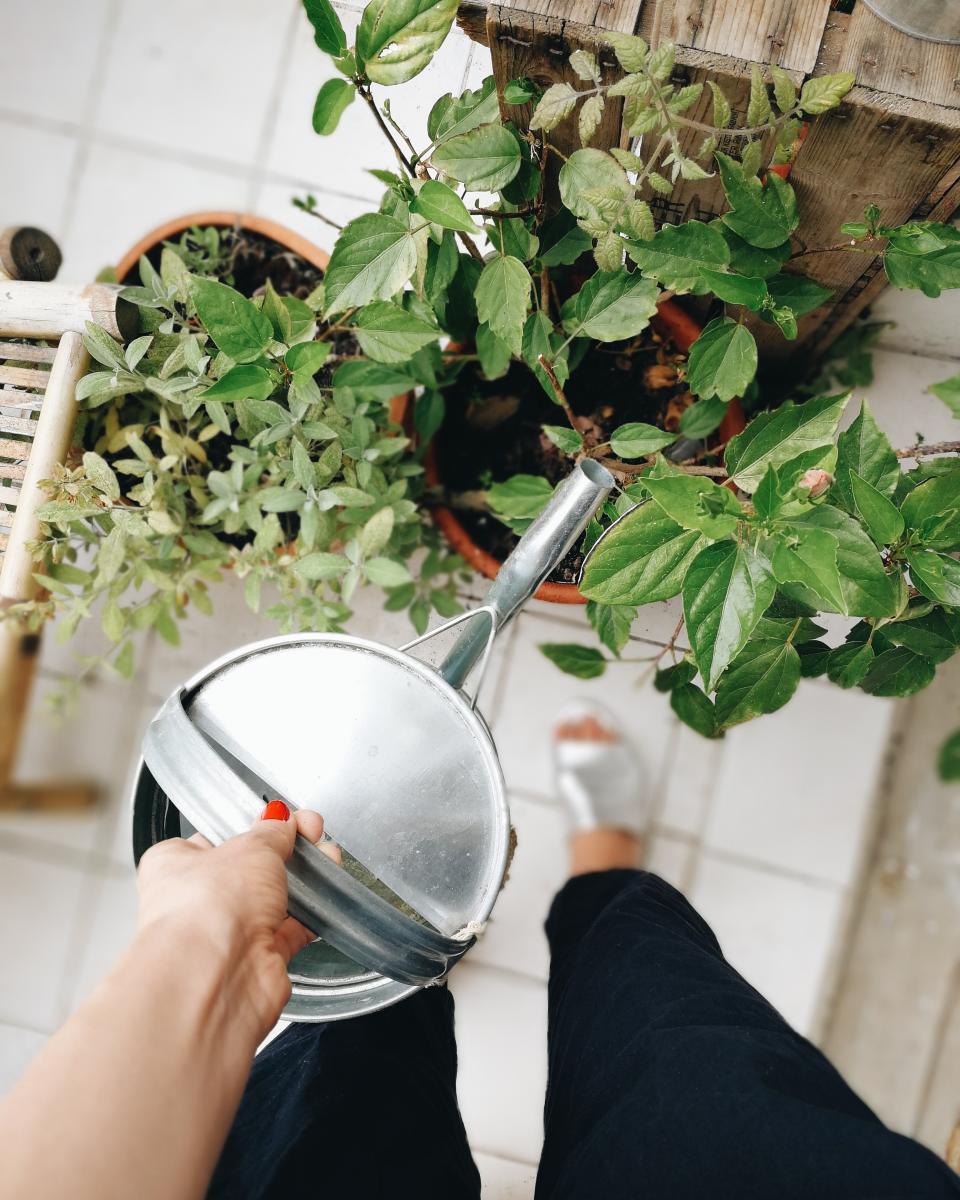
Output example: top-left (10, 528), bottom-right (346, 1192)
top-left (439, 459), bottom-right (614, 690)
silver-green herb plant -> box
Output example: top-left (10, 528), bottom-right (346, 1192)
top-left (23, 0), bottom-right (960, 739)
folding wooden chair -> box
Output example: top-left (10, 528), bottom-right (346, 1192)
top-left (0, 227), bottom-right (132, 809)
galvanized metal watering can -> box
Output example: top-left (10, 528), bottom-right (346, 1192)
top-left (132, 460), bottom-right (613, 1021)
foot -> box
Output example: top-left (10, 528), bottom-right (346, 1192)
top-left (551, 700), bottom-right (649, 876)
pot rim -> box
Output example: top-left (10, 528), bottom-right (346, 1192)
top-left (426, 296), bottom-right (746, 604)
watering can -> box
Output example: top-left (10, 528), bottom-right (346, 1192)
top-left (132, 459), bottom-right (613, 1021)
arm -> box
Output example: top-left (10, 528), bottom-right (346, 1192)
top-left (0, 804), bottom-right (326, 1200)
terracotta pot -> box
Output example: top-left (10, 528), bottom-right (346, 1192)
top-left (425, 297), bottom-right (746, 605)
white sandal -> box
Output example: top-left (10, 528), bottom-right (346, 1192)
top-left (551, 699), bottom-right (650, 839)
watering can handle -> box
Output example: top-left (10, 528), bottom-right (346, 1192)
top-left (142, 692), bottom-right (473, 987)
top-left (437, 459), bottom-right (614, 690)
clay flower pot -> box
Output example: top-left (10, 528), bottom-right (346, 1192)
top-left (426, 297), bottom-right (746, 604)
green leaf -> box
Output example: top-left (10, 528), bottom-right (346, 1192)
top-left (294, 552), bottom-right (350, 582)
top-left (798, 71), bottom-right (855, 115)
top-left (303, 0), bottom-right (347, 54)
top-left (900, 472), bottom-right (960, 549)
top-left (529, 82), bottom-right (580, 132)
top-left (686, 316), bottom-right (758, 402)
top-left (475, 255), bottom-right (531, 356)
top-left (81, 450), bottom-right (120, 500)
top-left (716, 152), bottom-right (799, 249)
top-left (797, 640), bottom-right (831, 677)
top-left (771, 525), bottom-right (847, 613)
top-left (543, 425), bottom-right (583, 454)
top-left (539, 642), bottom-right (607, 679)
top-left (365, 556), bottom-right (413, 587)
top-left (765, 273), bottom-right (832, 317)
top-left (312, 78), bottom-right (355, 135)
top-left (883, 606), bottom-right (960, 662)
top-left (770, 65), bottom-right (797, 112)
top-left (671, 682), bottom-right (720, 738)
top-left (789, 505), bottom-right (899, 616)
top-left (906, 548), bottom-right (960, 607)
top-left (716, 224), bottom-right (790, 279)
top-left (938, 730), bottom-right (960, 781)
top-left (285, 341), bottom-right (332, 376)
top-left (715, 638), bottom-right (801, 726)
top-left (699, 270), bottom-right (768, 310)
top-left (626, 220), bottom-right (730, 293)
top-left (201, 364), bottom-right (275, 402)
top-left (605, 32), bottom-right (649, 73)
top-left (560, 269), bottom-right (660, 342)
top-left (680, 396), bottom-right (728, 439)
top-left (503, 78), bottom-right (537, 105)
top-left (929, 374), bottom-right (960, 419)
top-left (580, 500), bottom-right (706, 605)
top-left (641, 461), bottom-right (742, 538)
top-left (353, 300), bottom-right (438, 363)
top-left (356, 0), bottom-right (458, 85)
top-left (826, 641), bottom-right (875, 688)
top-left (538, 215), bottom-right (593, 267)
top-left (428, 77), bottom-right (500, 142)
top-left (747, 63), bottom-right (771, 126)
top-left (683, 540), bottom-right (777, 690)
top-left (476, 322), bottom-right (513, 379)
top-left (724, 392), bottom-right (849, 492)
top-left (433, 124), bottom-right (522, 192)
top-left (410, 180), bottom-right (476, 232)
top-left (654, 659), bottom-right (696, 692)
top-left (579, 94), bottom-right (605, 145)
top-left (559, 149), bottom-right (630, 220)
top-left (849, 471), bottom-right (904, 545)
top-left (834, 399), bottom-right (899, 511)
top-left (324, 213), bottom-right (417, 316)
top-left (487, 474), bottom-right (553, 520)
top-left (414, 390), bottom-right (444, 441)
top-left (522, 312), bottom-right (568, 398)
top-left (860, 647), bottom-right (936, 697)
top-left (885, 227), bottom-right (960, 298)
top-left (190, 277), bottom-right (273, 363)
top-left (609, 422), bottom-right (675, 459)
top-left (586, 600), bottom-right (636, 655)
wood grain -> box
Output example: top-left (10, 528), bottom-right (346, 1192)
top-left (839, 2), bottom-right (960, 108)
top-left (666, 0), bottom-right (832, 72)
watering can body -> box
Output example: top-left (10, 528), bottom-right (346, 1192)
top-left (132, 461), bottom-right (613, 1020)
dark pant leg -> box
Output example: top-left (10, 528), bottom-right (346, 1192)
top-left (209, 985), bottom-right (479, 1200)
top-left (536, 869), bottom-right (960, 1200)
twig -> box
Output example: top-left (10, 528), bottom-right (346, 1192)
top-left (357, 83), bottom-right (415, 178)
top-left (457, 230), bottom-right (484, 263)
top-left (295, 205), bottom-right (344, 232)
top-left (536, 353), bottom-right (579, 434)
top-left (595, 455), bottom-right (726, 478)
top-left (896, 440), bottom-right (960, 459)
top-left (381, 102), bottom-right (418, 161)
top-left (540, 265), bottom-right (551, 322)
top-left (470, 204), bottom-right (538, 219)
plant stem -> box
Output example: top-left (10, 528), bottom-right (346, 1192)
top-left (457, 230), bottom-right (484, 263)
top-left (540, 265), bottom-right (551, 322)
top-left (896, 440), bottom-right (960, 459)
top-left (357, 82), bottom-right (415, 178)
top-left (536, 353), bottom-right (579, 434)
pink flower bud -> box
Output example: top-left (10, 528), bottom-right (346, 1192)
top-left (798, 468), bottom-right (833, 498)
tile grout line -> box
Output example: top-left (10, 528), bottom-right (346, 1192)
top-left (246, 0), bottom-right (304, 213)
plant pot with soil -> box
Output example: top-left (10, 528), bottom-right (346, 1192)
top-left (22, 1), bottom-right (960, 744)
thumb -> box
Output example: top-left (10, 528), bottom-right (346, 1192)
top-left (245, 799), bottom-right (298, 861)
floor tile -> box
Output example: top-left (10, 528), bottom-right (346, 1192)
top-left (647, 829), bottom-right (696, 891)
top-left (474, 1151), bottom-right (537, 1199)
top-left (92, 0), bottom-right (297, 167)
top-left (492, 612), bottom-right (676, 804)
top-left (0, 119), bottom-right (80, 243)
top-left (471, 795), bottom-right (567, 981)
top-left (843, 347), bottom-right (960, 451)
top-left (689, 853), bottom-right (845, 1036)
top-left (251, 180), bottom-right (368, 259)
top-left (0, 850), bottom-right (91, 1032)
top-left (61, 870), bottom-right (139, 1017)
top-left (658, 720), bottom-right (723, 837)
top-left (704, 681), bottom-right (894, 887)
top-left (0, 0), bottom-right (111, 126)
top-left (60, 142), bottom-right (248, 284)
top-left (0, 1023), bottom-right (48, 1097)
top-left (874, 288), bottom-right (960, 365)
top-left (449, 963), bottom-right (547, 1164)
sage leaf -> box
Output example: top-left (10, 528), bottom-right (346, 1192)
top-left (294, 552), bottom-right (350, 582)
top-left (354, 300), bottom-right (438, 363)
top-left (715, 638), bottom-right (800, 726)
top-left (303, 0), bottom-right (347, 54)
top-left (190, 277), bottom-right (273, 363)
top-left (365, 556), bottom-right (413, 587)
top-left (683, 540), bottom-right (777, 690)
top-left (560, 269), bottom-right (660, 342)
top-left (312, 78), bottom-right (355, 135)
top-left (475, 255), bottom-right (531, 355)
top-left (716, 152), bottom-right (798, 249)
top-left (410, 180), bottom-right (475, 232)
top-left (539, 642), bottom-right (607, 679)
top-left (724, 392), bottom-right (849, 492)
top-left (580, 500), bottom-right (706, 605)
top-left (81, 451), bottom-right (120, 500)
top-left (433, 124), bottom-right (522, 192)
top-left (609, 422), bottom-right (675, 459)
top-left (686, 316), bottom-right (758, 402)
top-left (356, 0), bottom-right (458, 85)
top-left (324, 214), bottom-right (418, 316)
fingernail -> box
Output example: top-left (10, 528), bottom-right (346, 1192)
top-left (262, 800), bottom-right (290, 822)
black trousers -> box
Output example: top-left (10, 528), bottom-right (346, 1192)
top-left (210, 870), bottom-right (960, 1199)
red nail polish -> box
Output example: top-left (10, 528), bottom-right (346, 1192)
top-left (262, 800), bottom-right (290, 822)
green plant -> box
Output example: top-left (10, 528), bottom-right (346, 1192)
top-left (22, 0), bottom-right (960, 736)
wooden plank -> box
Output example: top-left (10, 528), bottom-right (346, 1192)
top-left (0, 483), bottom-right (21, 507)
top-left (0, 462), bottom-right (27, 482)
top-left (0, 342), bottom-right (58, 364)
top-left (0, 437), bottom-right (32, 462)
top-left (839, 2), bottom-right (960, 109)
top-left (496, 0), bottom-right (643, 33)
top-left (0, 509), bottom-right (15, 529)
top-left (665, 0), bottom-right (832, 73)
top-left (0, 364), bottom-right (49, 390)
top-left (0, 415), bottom-right (38, 438)
top-left (0, 387), bottom-right (43, 409)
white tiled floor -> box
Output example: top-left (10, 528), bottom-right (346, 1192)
top-left (1, 3), bottom-right (960, 1195)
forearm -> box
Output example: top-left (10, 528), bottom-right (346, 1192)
top-left (0, 924), bottom-right (262, 1200)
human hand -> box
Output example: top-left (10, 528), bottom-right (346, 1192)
top-left (136, 803), bottom-right (336, 1041)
